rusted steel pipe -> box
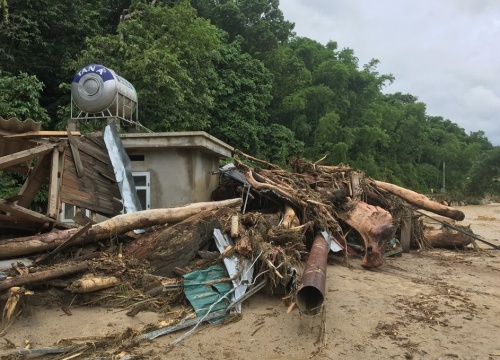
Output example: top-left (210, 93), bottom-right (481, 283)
top-left (296, 233), bottom-right (329, 315)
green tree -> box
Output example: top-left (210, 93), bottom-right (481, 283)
top-left (208, 36), bottom-right (273, 155)
top-left (280, 85), bottom-right (335, 156)
top-left (191, 0), bottom-right (294, 56)
top-left (262, 45), bottom-right (311, 120)
top-left (0, 0), bottom-right (127, 124)
top-left (69, 0), bottom-right (221, 131)
top-left (466, 147), bottom-right (500, 196)
top-left (0, 71), bottom-right (50, 123)
top-left (259, 123), bottom-right (303, 166)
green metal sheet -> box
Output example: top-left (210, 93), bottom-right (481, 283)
top-left (183, 265), bottom-right (231, 322)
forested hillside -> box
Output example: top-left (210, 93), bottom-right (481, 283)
top-left (1, 0), bottom-right (499, 197)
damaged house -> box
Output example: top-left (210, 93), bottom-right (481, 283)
top-left (0, 64), bottom-right (492, 358)
top-left (0, 117), bottom-right (234, 229)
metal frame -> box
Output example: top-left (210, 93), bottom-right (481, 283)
top-left (70, 91), bottom-right (139, 128)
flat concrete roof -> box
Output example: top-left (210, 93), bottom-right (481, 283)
top-left (120, 131), bottom-right (234, 158)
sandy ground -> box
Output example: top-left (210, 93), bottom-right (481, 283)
top-left (1, 204), bottom-right (499, 359)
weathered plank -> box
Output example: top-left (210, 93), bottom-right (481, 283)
top-left (0, 143), bottom-right (58, 170)
top-left (0, 199), bottom-right (57, 224)
top-left (60, 148), bottom-right (121, 216)
top-left (67, 129), bottom-right (85, 178)
top-left (47, 149), bottom-right (62, 219)
top-left (6, 131), bottom-right (81, 138)
top-left (17, 152), bottom-right (52, 208)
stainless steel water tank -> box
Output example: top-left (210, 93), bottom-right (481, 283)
top-left (71, 64), bottom-right (137, 118)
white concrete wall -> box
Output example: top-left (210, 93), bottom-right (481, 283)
top-left (126, 148), bottom-right (221, 208)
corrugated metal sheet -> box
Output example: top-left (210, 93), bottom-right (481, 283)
top-left (0, 117), bottom-right (41, 135)
top-left (0, 117), bottom-right (42, 160)
top-left (182, 265), bottom-right (231, 323)
top-left (219, 163), bottom-right (248, 185)
top-left (213, 229), bottom-right (254, 313)
top-left (103, 124), bottom-right (142, 213)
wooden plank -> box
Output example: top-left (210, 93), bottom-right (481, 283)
top-left (47, 149), bottom-right (61, 219)
top-left (6, 131), bottom-right (81, 138)
top-left (0, 214), bottom-right (28, 223)
top-left (61, 160), bottom-right (120, 197)
top-left (64, 150), bottom-right (116, 181)
top-left (0, 199), bottom-right (56, 224)
top-left (67, 129), bottom-right (85, 178)
top-left (75, 136), bottom-right (111, 165)
top-left (17, 152), bottom-right (52, 208)
top-left (0, 143), bottom-right (58, 170)
top-left (58, 132), bottom-right (121, 216)
top-left (73, 211), bottom-right (97, 226)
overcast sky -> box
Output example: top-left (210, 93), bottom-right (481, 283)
top-left (279, 0), bottom-right (500, 145)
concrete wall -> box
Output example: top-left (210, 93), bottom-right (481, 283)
top-left (126, 147), bottom-right (222, 208)
top-left (121, 131), bottom-right (233, 209)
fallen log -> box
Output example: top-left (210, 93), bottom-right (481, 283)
top-left (66, 276), bottom-right (119, 293)
top-left (338, 200), bottom-right (395, 268)
top-left (423, 228), bottom-right (472, 249)
top-left (0, 198), bottom-right (242, 259)
top-left (235, 159), bottom-right (306, 208)
top-left (0, 262), bottom-right (89, 292)
top-left (126, 207), bottom-right (238, 277)
top-left (372, 180), bottom-right (465, 221)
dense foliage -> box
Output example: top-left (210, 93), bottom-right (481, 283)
top-left (0, 0), bottom-right (498, 197)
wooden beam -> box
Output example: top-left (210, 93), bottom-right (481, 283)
top-left (17, 152), bottom-right (52, 208)
top-left (0, 261), bottom-right (89, 292)
top-left (67, 129), bottom-right (85, 178)
top-left (6, 130), bottom-right (81, 138)
top-left (0, 143), bottom-right (58, 171)
top-left (47, 149), bottom-right (61, 219)
top-left (0, 199), bottom-right (57, 224)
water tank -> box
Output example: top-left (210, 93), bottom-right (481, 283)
top-left (71, 64), bottom-right (137, 118)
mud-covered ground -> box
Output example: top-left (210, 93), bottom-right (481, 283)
top-left (1, 205), bottom-right (499, 359)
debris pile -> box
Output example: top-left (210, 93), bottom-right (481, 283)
top-left (0, 125), bottom-right (486, 358)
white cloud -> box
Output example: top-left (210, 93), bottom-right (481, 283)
top-left (280, 0), bottom-right (500, 145)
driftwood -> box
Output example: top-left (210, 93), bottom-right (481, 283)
top-left (125, 207), bottom-right (238, 277)
top-left (67, 276), bottom-right (119, 293)
top-left (372, 180), bottom-right (465, 221)
top-left (0, 262), bottom-right (89, 292)
top-left (421, 216), bottom-right (472, 248)
top-left (339, 200), bottom-right (395, 268)
top-left (424, 229), bottom-right (472, 248)
top-left (0, 198), bottom-right (242, 259)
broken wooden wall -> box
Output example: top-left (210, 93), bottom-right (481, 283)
top-left (0, 118), bottom-right (122, 232)
top-left (60, 132), bottom-right (122, 217)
